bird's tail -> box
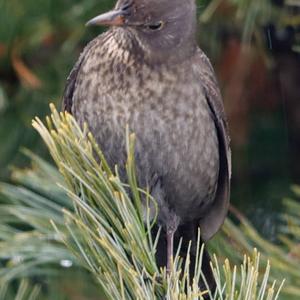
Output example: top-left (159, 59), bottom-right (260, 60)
top-left (199, 244), bottom-right (216, 297)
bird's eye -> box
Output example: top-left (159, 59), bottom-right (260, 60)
top-left (121, 1), bottom-right (132, 14)
top-left (148, 21), bottom-right (164, 31)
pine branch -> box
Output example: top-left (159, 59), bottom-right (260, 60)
top-left (29, 104), bottom-right (283, 300)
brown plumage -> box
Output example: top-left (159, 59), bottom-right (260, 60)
top-left (63, 0), bottom-right (231, 293)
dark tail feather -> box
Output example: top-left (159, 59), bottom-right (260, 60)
top-left (199, 244), bottom-right (216, 298)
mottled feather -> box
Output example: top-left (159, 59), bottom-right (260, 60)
top-left (63, 0), bottom-right (231, 292)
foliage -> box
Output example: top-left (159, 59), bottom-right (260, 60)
top-left (0, 105), bottom-right (289, 299)
top-left (0, 0), bottom-right (300, 298)
top-left (0, 280), bottom-right (40, 300)
top-left (212, 213), bottom-right (300, 299)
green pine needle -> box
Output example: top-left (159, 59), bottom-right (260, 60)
top-left (30, 104), bottom-right (284, 300)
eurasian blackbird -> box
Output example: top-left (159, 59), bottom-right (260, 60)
top-left (63, 0), bottom-right (231, 292)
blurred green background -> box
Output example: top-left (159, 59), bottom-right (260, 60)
top-left (0, 0), bottom-right (299, 298)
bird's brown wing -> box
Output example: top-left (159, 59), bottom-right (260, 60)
top-left (196, 49), bottom-right (231, 241)
top-left (62, 38), bottom-right (99, 112)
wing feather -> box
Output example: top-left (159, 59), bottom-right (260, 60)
top-left (62, 38), bottom-right (99, 112)
top-left (196, 49), bottom-right (231, 241)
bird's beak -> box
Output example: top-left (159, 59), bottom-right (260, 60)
top-left (86, 9), bottom-right (125, 27)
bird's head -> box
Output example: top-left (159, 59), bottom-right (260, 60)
top-left (87, 0), bottom-right (197, 62)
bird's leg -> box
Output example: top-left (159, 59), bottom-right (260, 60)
top-left (166, 214), bottom-right (180, 275)
top-left (166, 227), bottom-right (175, 275)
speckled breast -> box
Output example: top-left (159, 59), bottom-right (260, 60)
top-left (72, 31), bottom-right (219, 222)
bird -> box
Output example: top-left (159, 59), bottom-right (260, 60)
top-left (63, 0), bottom-right (231, 293)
